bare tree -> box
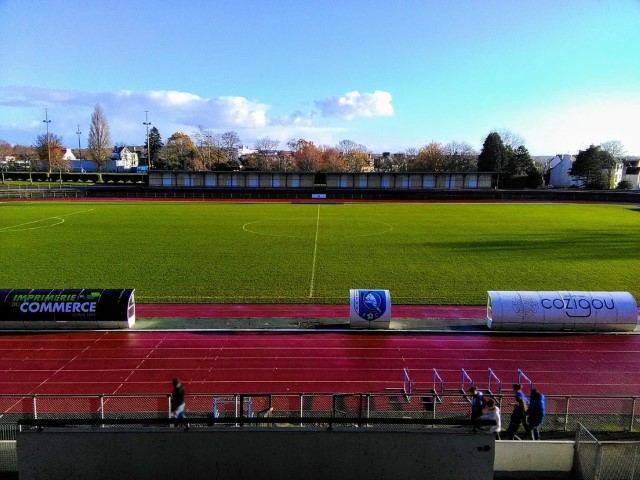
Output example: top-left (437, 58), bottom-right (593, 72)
top-left (87, 104), bottom-right (112, 171)
top-left (443, 141), bottom-right (478, 171)
top-left (254, 137), bottom-right (280, 171)
top-left (220, 131), bottom-right (241, 163)
top-left (496, 129), bottom-right (525, 150)
top-left (600, 140), bottom-right (626, 161)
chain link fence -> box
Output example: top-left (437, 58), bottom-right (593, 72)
top-left (0, 392), bottom-right (638, 438)
top-left (575, 423), bottom-right (640, 480)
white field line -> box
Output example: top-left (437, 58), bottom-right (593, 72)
top-left (0, 209), bottom-right (94, 232)
top-left (308, 205), bottom-right (321, 299)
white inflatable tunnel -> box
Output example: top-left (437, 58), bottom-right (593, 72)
top-left (487, 291), bottom-right (639, 332)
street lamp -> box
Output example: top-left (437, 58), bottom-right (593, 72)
top-left (43, 108), bottom-right (52, 175)
top-left (143, 111), bottom-right (151, 170)
top-left (76, 125), bottom-right (83, 173)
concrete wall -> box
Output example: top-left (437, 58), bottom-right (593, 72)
top-left (18, 427), bottom-right (495, 480)
top-left (494, 441), bottom-right (574, 475)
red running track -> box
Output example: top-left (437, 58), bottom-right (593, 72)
top-left (1, 331), bottom-right (639, 397)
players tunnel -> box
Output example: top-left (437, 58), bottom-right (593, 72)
top-left (487, 291), bottom-right (639, 332)
top-left (0, 288), bottom-right (136, 330)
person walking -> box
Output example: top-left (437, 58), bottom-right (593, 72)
top-left (526, 389), bottom-right (546, 440)
top-left (468, 385), bottom-right (486, 420)
top-left (171, 377), bottom-right (187, 423)
top-left (505, 384), bottom-right (528, 440)
top-left (479, 398), bottom-right (502, 439)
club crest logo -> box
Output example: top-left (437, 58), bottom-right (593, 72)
top-left (357, 290), bottom-right (387, 321)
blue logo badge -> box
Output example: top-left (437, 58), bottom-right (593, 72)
top-left (357, 290), bottom-right (387, 321)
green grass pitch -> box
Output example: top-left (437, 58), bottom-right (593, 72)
top-left (0, 201), bottom-right (638, 304)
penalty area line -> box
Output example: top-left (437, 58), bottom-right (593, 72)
top-left (308, 205), bottom-right (321, 299)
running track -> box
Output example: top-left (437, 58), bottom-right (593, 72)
top-left (1, 330), bottom-right (639, 397)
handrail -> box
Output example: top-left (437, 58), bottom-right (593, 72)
top-left (487, 368), bottom-right (502, 395)
top-left (461, 368), bottom-right (474, 392)
top-left (432, 368), bottom-right (444, 397)
top-left (517, 369), bottom-right (534, 392)
top-left (2, 392), bottom-right (639, 401)
top-left (403, 368), bottom-right (413, 397)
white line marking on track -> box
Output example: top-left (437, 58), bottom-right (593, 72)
top-left (308, 205), bottom-right (320, 299)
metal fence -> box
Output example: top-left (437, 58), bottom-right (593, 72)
top-left (0, 188), bottom-right (84, 199)
top-left (575, 423), bottom-right (640, 480)
top-left (0, 392), bottom-right (638, 436)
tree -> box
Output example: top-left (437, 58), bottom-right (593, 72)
top-left (478, 132), bottom-right (508, 187)
top-left (443, 141), bottom-right (477, 172)
top-left (192, 126), bottom-right (224, 170)
top-left (337, 139), bottom-right (369, 172)
top-left (601, 140), bottom-right (626, 161)
top-left (504, 145), bottom-right (535, 177)
top-left (287, 138), bottom-right (321, 172)
top-left (415, 142), bottom-right (446, 172)
top-left (220, 131), bottom-right (241, 163)
top-left (165, 132), bottom-right (198, 170)
top-left (319, 147), bottom-right (346, 172)
top-left (254, 137), bottom-right (280, 171)
top-left (34, 132), bottom-right (65, 174)
top-left (616, 179), bottom-right (633, 190)
top-left (570, 145), bottom-right (615, 189)
top-left (396, 148), bottom-right (417, 172)
top-left (0, 140), bottom-right (11, 183)
top-left (496, 129), bottom-right (525, 151)
top-left (87, 104), bottom-right (112, 171)
top-left (147, 127), bottom-right (164, 169)
top-left (13, 145), bottom-right (36, 180)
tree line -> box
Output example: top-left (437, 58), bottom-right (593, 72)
top-left (0, 104), bottom-right (630, 190)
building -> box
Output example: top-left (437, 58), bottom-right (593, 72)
top-left (547, 154), bottom-right (579, 188)
top-left (110, 146), bottom-right (139, 171)
top-left (622, 158), bottom-right (640, 189)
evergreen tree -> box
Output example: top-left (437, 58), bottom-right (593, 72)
top-left (477, 132), bottom-right (507, 187)
top-left (147, 127), bottom-right (163, 169)
top-left (570, 145), bottom-right (615, 189)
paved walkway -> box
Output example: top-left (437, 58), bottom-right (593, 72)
top-left (135, 304), bottom-right (488, 331)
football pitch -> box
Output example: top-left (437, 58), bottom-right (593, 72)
top-left (1, 200), bottom-right (638, 305)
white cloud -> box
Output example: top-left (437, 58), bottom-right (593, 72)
top-left (316, 90), bottom-right (394, 120)
top-left (0, 86), bottom-right (349, 148)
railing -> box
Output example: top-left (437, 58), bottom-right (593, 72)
top-left (0, 188), bottom-right (84, 199)
top-left (575, 423), bottom-right (640, 480)
top-left (487, 368), bottom-right (503, 396)
top-left (461, 368), bottom-right (474, 392)
top-left (517, 369), bottom-right (534, 393)
top-left (0, 392), bottom-right (638, 436)
top-left (432, 368), bottom-right (445, 397)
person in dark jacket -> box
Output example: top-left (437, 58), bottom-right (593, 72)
top-left (526, 389), bottom-right (546, 440)
top-left (505, 384), bottom-right (528, 439)
top-left (171, 377), bottom-right (187, 420)
top-left (468, 385), bottom-right (486, 420)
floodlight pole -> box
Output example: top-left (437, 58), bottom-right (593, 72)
top-left (76, 125), bottom-right (83, 173)
top-left (143, 111), bottom-right (151, 170)
top-left (43, 108), bottom-right (52, 174)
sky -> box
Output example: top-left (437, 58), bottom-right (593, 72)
top-left (0, 0), bottom-right (639, 155)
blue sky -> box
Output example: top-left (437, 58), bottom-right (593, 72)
top-left (1, 0), bottom-right (639, 154)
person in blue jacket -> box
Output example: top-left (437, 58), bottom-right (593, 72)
top-left (468, 385), bottom-right (486, 420)
top-left (526, 389), bottom-right (546, 440)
